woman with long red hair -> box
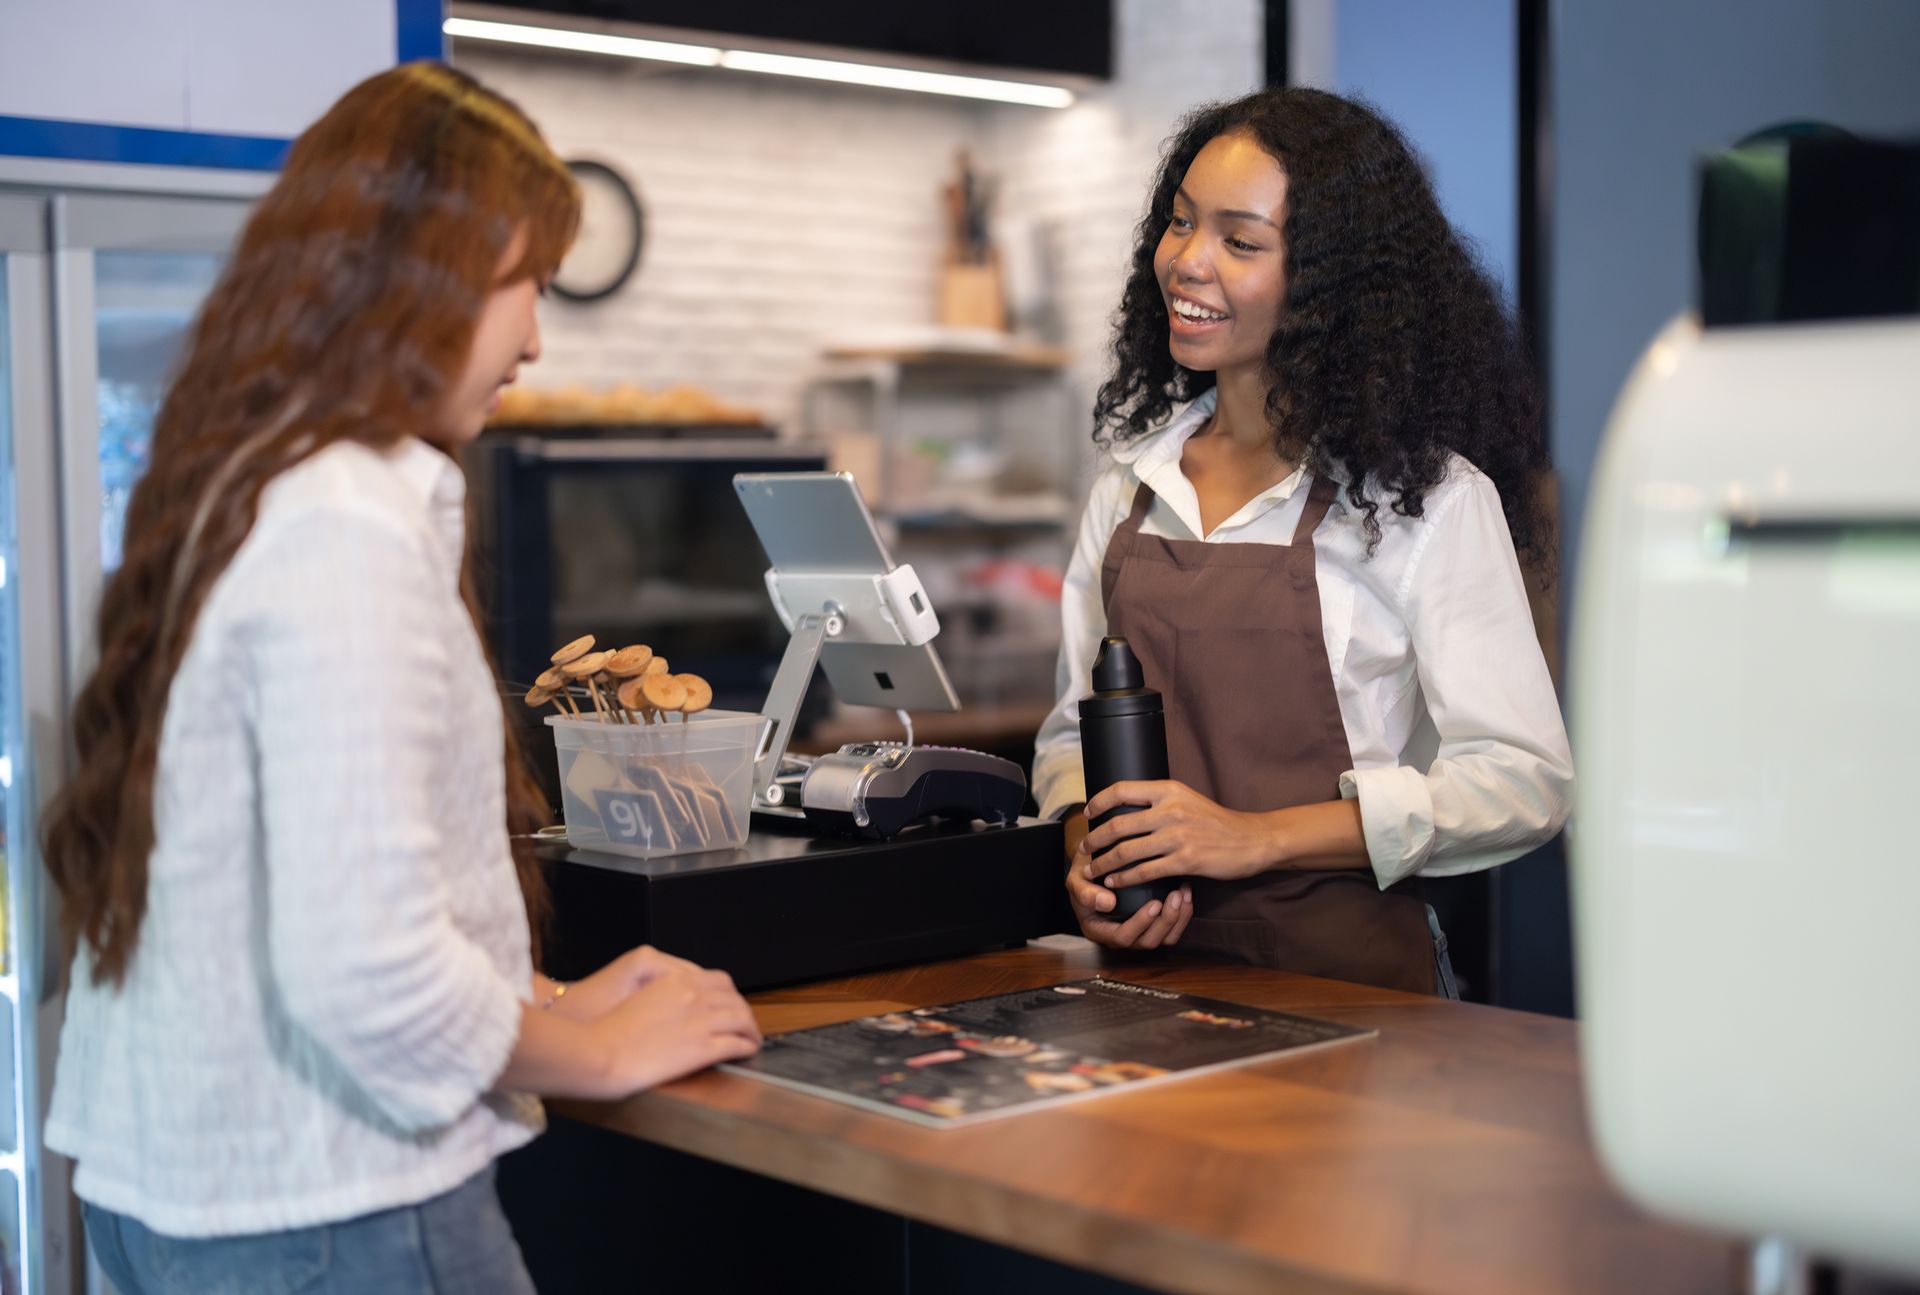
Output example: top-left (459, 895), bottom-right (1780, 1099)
top-left (39, 62), bottom-right (759, 1293)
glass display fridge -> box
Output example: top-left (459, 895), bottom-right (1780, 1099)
top-left (0, 188), bottom-right (249, 1295)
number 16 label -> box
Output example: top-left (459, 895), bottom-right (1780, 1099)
top-left (592, 789), bottom-right (658, 847)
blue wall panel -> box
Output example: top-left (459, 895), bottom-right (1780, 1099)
top-left (0, 0), bottom-right (446, 172)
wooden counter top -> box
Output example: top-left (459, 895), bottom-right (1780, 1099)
top-left (554, 942), bottom-right (1739, 1295)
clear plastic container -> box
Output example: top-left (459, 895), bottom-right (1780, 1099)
top-left (547, 710), bottom-right (766, 858)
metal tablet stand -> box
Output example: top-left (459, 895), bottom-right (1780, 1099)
top-left (752, 602), bottom-right (845, 809)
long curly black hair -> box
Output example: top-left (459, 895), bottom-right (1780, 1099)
top-left (1095, 87), bottom-right (1549, 570)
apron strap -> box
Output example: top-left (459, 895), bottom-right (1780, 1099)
top-left (1101, 483), bottom-right (1156, 610)
top-left (1292, 472), bottom-right (1339, 546)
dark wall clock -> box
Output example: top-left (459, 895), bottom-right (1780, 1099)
top-left (553, 159), bottom-right (644, 302)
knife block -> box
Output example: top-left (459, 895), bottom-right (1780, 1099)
top-left (937, 261), bottom-right (1006, 331)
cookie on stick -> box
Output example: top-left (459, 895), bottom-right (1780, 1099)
top-left (616, 675), bottom-right (652, 725)
top-left (560, 649), bottom-right (613, 719)
top-left (604, 645), bottom-right (654, 679)
top-left (550, 635), bottom-right (595, 667)
top-left (601, 646), bottom-right (653, 724)
top-left (640, 671), bottom-right (688, 716)
top-left (522, 682), bottom-right (570, 719)
top-left (534, 665), bottom-right (580, 716)
top-left (674, 674), bottom-right (712, 718)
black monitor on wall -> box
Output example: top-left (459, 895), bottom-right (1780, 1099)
top-left (492, 1), bottom-right (1114, 80)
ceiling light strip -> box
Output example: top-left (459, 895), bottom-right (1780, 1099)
top-left (717, 49), bottom-right (1073, 108)
top-left (444, 17), bottom-right (721, 67)
top-left (443, 17), bottom-right (1074, 108)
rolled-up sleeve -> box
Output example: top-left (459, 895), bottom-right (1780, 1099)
top-left (1341, 474), bottom-right (1574, 888)
top-left (244, 508), bottom-right (523, 1132)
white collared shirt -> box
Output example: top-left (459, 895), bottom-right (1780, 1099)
top-left (1032, 389), bottom-right (1574, 887)
top-left (47, 436), bottom-right (541, 1237)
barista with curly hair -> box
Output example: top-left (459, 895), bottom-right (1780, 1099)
top-left (1032, 88), bottom-right (1573, 994)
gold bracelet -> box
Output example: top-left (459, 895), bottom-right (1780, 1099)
top-left (540, 980), bottom-right (570, 1011)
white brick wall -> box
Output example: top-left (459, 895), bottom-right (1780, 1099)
top-left (986, 0), bottom-right (1263, 490)
top-left (457, 47), bottom-right (984, 424)
top-left (454, 0), bottom-right (1260, 463)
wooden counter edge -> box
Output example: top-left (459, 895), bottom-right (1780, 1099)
top-left (548, 946), bottom-right (1741, 1295)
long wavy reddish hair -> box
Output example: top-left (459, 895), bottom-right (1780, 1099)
top-left (42, 62), bottom-right (580, 985)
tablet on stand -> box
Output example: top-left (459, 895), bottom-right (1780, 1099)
top-left (733, 471), bottom-right (959, 814)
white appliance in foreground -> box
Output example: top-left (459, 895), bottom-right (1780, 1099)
top-left (1572, 312), bottom-right (1920, 1277)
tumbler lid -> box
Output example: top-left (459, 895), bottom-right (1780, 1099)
top-left (1083, 636), bottom-right (1159, 719)
top-left (1091, 637), bottom-right (1145, 694)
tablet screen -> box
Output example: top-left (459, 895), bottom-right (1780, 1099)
top-left (734, 472), bottom-right (894, 573)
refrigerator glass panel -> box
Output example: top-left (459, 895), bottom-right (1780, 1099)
top-left (0, 997), bottom-right (12, 1157)
top-left (1, 258), bottom-right (31, 1293)
top-left (0, 1167), bottom-right (18, 1295)
top-left (95, 250), bottom-right (224, 570)
top-left (0, 256), bottom-right (17, 988)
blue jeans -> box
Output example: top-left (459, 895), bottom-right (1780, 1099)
top-left (82, 1164), bottom-right (536, 1295)
top-left (1427, 904), bottom-right (1462, 1001)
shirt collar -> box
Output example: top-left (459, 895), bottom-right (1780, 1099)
top-left (1107, 388), bottom-right (1318, 538)
top-left (1106, 388), bottom-right (1215, 469)
top-left (383, 436), bottom-right (468, 575)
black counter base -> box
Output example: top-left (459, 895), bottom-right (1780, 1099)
top-left (499, 1117), bottom-right (1155, 1295)
top-left (538, 815), bottom-right (1071, 990)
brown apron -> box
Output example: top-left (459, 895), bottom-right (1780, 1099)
top-left (1100, 476), bottom-right (1437, 993)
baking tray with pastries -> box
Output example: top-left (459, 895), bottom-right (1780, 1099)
top-left (489, 382), bottom-right (774, 438)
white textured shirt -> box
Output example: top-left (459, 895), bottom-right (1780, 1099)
top-left (1033, 389), bottom-right (1574, 887)
top-left (47, 436), bottom-right (541, 1237)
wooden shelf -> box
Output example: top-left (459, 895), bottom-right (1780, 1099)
top-left (822, 343), bottom-right (1071, 372)
top-left (481, 421), bottom-right (777, 439)
top-left (884, 494), bottom-right (1073, 531)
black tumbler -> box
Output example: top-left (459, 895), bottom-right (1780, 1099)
top-left (1079, 636), bottom-right (1178, 922)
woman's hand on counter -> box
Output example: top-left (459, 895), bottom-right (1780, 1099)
top-left (537, 945), bottom-right (702, 1023)
top-left (1064, 807), bottom-right (1195, 950)
top-left (504, 959), bottom-right (762, 1100)
top-left (588, 967), bottom-right (763, 1094)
